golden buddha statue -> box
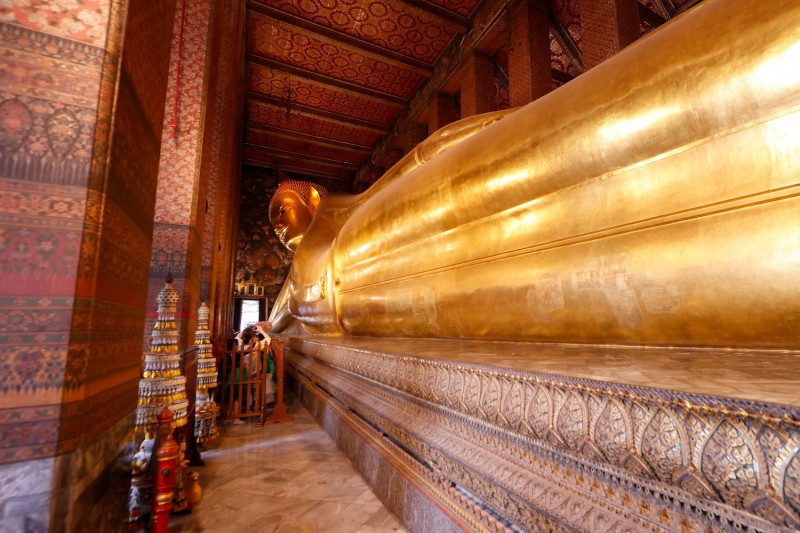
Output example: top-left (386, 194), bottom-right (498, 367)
top-left (270, 0), bottom-right (800, 349)
top-left (269, 179), bottom-right (328, 253)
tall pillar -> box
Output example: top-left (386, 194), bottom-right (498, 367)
top-left (578, 0), bottom-right (640, 69)
top-left (353, 166), bottom-right (385, 193)
top-left (196, 0), bottom-right (246, 335)
top-left (427, 92), bottom-right (459, 134)
top-left (401, 122), bottom-right (428, 154)
top-left (508, 0), bottom-right (552, 106)
top-left (0, 1), bottom-right (176, 530)
top-left (146, 0), bottom-right (215, 349)
top-left (460, 51), bottom-right (496, 118)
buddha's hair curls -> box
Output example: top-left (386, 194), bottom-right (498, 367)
top-left (268, 180), bottom-right (328, 227)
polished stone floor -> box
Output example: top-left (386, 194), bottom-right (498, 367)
top-left (169, 400), bottom-right (406, 533)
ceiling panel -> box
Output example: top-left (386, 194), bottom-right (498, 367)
top-left (260, 0), bottom-right (463, 64)
top-left (247, 64), bottom-right (401, 126)
top-left (424, 0), bottom-right (482, 18)
top-left (247, 100), bottom-right (385, 147)
top-left (245, 128), bottom-right (371, 165)
top-left (248, 13), bottom-right (427, 99)
top-left (243, 145), bottom-right (356, 179)
top-left (243, 0), bottom-right (707, 190)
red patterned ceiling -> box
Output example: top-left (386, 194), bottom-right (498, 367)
top-left (245, 0), bottom-right (466, 186)
top-left (263, 0), bottom-right (462, 64)
top-left (243, 146), bottom-right (355, 179)
top-left (248, 100), bottom-right (384, 147)
top-left (248, 14), bottom-right (427, 98)
top-left (245, 128), bottom-right (370, 165)
top-left (248, 64), bottom-right (400, 126)
top-left (244, 0), bottom-right (705, 189)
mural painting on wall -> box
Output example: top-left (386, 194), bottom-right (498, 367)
top-left (234, 166), bottom-right (293, 298)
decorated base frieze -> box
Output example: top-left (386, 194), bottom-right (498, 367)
top-left (289, 365), bottom-right (526, 533)
top-left (285, 337), bottom-right (800, 532)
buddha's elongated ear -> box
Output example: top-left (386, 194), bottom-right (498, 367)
top-left (308, 186), bottom-right (321, 211)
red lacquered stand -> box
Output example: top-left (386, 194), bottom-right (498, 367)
top-left (150, 408), bottom-right (179, 533)
top-left (264, 338), bottom-right (294, 425)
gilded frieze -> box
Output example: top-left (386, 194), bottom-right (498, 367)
top-left (287, 338), bottom-right (799, 531)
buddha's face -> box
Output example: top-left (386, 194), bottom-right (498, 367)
top-left (269, 183), bottom-right (324, 252)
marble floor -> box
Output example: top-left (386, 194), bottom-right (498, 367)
top-left (169, 400), bottom-right (407, 533)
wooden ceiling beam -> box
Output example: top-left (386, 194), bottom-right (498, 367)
top-left (638, 3), bottom-right (666, 28)
top-left (246, 123), bottom-right (374, 153)
top-left (551, 68), bottom-right (574, 85)
top-left (246, 92), bottom-right (389, 132)
top-left (248, 54), bottom-right (408, 106)
top-left (548, 16), bottom-right (584, 74)
top-left (247, 2), bottom-right (434, 75)
top-left (394, 0), bottom-right (468, 29)
top-left (651, 0), bottom-right (673, 19)
top-left (674, 0), bottom-right (703, 16)
top-left (245, 144), bottom-right (361, 169)
top-left (660, 0), bottom-right (677, 14)
top-left (243, 159), bottom-right (353, 182)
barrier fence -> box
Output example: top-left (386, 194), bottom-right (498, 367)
top-left (216, 346), bottom-right (270, 424)
top-left (213, 338), bottom-right (291, 425)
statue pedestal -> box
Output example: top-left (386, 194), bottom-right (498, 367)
top-left (283, 335), bottom-right (800, 532)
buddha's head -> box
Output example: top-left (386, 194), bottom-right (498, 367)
top-left (269, 180), bottom-right (327, 252)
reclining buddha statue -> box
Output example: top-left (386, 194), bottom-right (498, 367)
top-left (269, 0), bottom-right (800, 349)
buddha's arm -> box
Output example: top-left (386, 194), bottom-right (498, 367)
top-left (268, 277), bottom-right (293, 332)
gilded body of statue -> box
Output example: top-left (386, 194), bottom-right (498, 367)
top-left (269, 0), bottom-right (800, 348)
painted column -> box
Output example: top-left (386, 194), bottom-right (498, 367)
top-left (578, 0), bottom-right (640, 69)
top-left (0, 0), bottom-right (176, 530)
top-left (426, 92), bottom-right (459, 135)
top-left (508, 0), bottom-right (552, 106)
top-left (460, 51), bottom-right (496, 118)
top-left (145, 0), bottom-right (215, 349)
top-left (198, 0), bottom-right (247, 336)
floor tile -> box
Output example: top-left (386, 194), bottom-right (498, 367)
top-left (169, 400), bottom-right (405, 532)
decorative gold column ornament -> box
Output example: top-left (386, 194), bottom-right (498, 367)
top-left (270, 0), bottom-right (800, 349)
top-left (194, 301), bottom-right (218, 443)
top-left (136, 274), bottom-right (188, 433)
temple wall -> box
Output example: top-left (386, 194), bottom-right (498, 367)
top-left (234, 166), bottom-right (294, 303)
top-left (0, 0), bottom-right (176, 529)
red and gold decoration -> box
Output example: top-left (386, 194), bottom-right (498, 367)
top-left (150, 408), bottom-right (180, 533)
top-left (263, 338), bottom-right (293, 425)
top-left (193, 301), bottom-right (218, 443)
top-left (136, 275), bottom-right (188, 434)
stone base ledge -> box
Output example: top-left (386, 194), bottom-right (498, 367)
top-left (284, 336), bottom-right (800, 532)
top-left (289, 366), bottom-right (519, 533)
